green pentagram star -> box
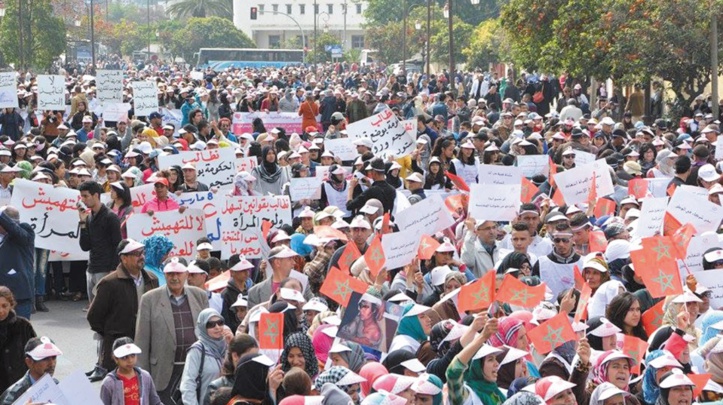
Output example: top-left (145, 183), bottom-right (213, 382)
top-left (628, 347), bottom-right (640, 363)
top-left (419, 239), bottom-right (430, 253)
top-left (472, 284), bottom-right (490, 305)
top-left (263, 318), bottom-right (280, 345)
top-left (651, 311), bottom-right (664, 327)
top-left (651, 238), bottom-right (673, 261)
top-left (632, 181), bottom-right (646, 197)
top-left (511, 288), bottom-right (534, 306)
top-left (369, 248), bottom-right (384, 267)
top-left (542, 325), bottom-right (566, 349)
top-left (341, 252), bottom-right (356, 269)
top-left (332, 279), bottom-right (352, 302)
top-left (651, 270), bottom-right (675, 293)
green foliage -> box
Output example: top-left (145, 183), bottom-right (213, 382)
top-left (0, 0), bottom-right (67, 69)
top-left (364, 0), bottom-right (504, 28)
top-left (167, 17), bottom-right (256, 60)
top-left (429, 16), bottom-right (473, 65)
top-left (463, 18), bottom-right (509, 70)
top-left (167, 0), bottom-right (233, 19)
top-left (307, 32), bottom-right (342, 63)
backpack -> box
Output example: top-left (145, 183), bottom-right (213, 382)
top-left (170, 342), bottom-right (206, 404)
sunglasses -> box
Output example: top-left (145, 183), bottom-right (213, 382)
top-left (125, 250), bottom-right (145, 257)
top-left (564, 155), bottom-right (576, 158)
top-left (553, 238), bottom-right (571, 244)
top-left (206, 320), bottom-right (224, 328)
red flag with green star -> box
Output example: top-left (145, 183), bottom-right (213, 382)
top-left (594, 198), bottom-right (616, 218)
top-left (688, 373), bottom-right (711, 399)
top-left (338, 241), bottom-right (362, 274)
top-left (573, 265), bottom-right (585, 291)
top-left (587, 172), bottom-right (597, 205)
top-left (663, 212), bottom-right (683, 237)
top-left (418, 235), bottom-right (441, 260)
top-left (622, 335), bottom-right (649, 374)
top-left (527, 312), bottom-right (577, 354)
top-left (551, 187), bottom-right (566, 207)
top-left (641, 299), bottom-right (665, 336)
top-left (445, 194), bottom-right (468, 216)
top-left (628, 178), bottom-right (649, 199)
top-left (521, 177), bottom-right (540, 204)
top-left (262, 219), bottom-right (273, 240)
top-left (588, 230), bottom-right (608, 253)
top-left (320, 266), bottom-right (369, 307)
top-left (259, 312), bottom-right (284, 350)
top-left (458, 270), bottom-right (496, 313)
top-left (364, 235), bottom-right (386, 279)
top-left (549, 156), bottom-right (557, 188)
top-left (496, 274), bottom-right (546, 308)
top-left (446, 172), bottom-right (470, 192)
top-left (671, 223), bottom-right (696, 260)
top-left (632, 242), bottom-right (682, 298)
top-left (574, 282), bottom-right (592, 323)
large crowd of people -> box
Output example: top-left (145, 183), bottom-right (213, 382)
top-left (0, 60), bottom-right (722, 405)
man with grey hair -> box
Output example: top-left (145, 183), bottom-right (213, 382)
top-left (0, 206), bottom-right (35, 318)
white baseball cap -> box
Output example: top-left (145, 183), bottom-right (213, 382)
top-left (113, 343), bottom-right (142, 358)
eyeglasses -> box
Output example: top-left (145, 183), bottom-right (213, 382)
top-left (564, 155), bottom-right (576, 159)
top-left (553, 238), bottom-right (571, 244)
top-left (206, 320), bottom-right (224, 328)
top-left (125, 250), bottom-right (145, 257)
top-left (154, 184), bottom-right (166, 189)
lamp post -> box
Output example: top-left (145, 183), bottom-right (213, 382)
top-left (17, 0), bottom-right (23, 70)
top-left (445, 0), bottom-right (479, 89)
top-left (147, 0), bottom-right (151, 61)
top-left (425, 0), bottom-right (430, 78)
top-left (262, 10), bottom-right (307, 63)
top-left (313, 0), bottom-right (317, 71)
top-left (90, 0), bottom-right (95, 73)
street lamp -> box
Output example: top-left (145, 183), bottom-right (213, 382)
top-left (0, 2), bottom-right (5, 18)
top-left (415, 20), bottom-right (421, 30)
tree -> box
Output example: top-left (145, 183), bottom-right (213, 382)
top-left (167, 17), bottom-right (255, 61)
top-left (463, 18), bottom-right (510, 70)
top-left (364, 0), bottom-right (504, 28)
top-left (307, 32), bottom-right (342, 64)
top-left (428, 16), bottom-right (473, 65)
top-left (0, 0), bottom-right (67, 69)
top-left (167, 0), bottom-right (233, 19)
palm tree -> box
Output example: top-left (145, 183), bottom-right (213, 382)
top-left (167, 0), bottom-right (233, 19)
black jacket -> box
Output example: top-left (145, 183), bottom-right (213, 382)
top-left (0, 212), bottom-right (35, 301)
top-left (346, 180), bottom-right (397, 214)
top-left (0, 312), bottom-right (36, 394)
top-left (79, 204), bottom-right (122, 274)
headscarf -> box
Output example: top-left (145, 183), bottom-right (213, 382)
top-left (195, 308), bottom-right (228, 360)
top-left (321, 382), bottom-right (354, 405)
top-left (489, 318), bottom-right (525, 348)
top-left (339, 341), bottom-right (366, 373)
top-left (496, 252), bottom-right (531, 275)
top-left (258, 146), bottom-right (281, 183)
top-left (587, 280), bottom-right (625, 319)
top-left (465, 350), bottom-right (506, 405)
top-left (269, 301), bottom-right (299, 340)
top-left (586, 317), bottom-right (607, 351)
top-left (232, 353), bottom-right (271, 401)
top-left (385, 162), bottom-right (402, 189)
top-left (642, 350), bottom-right (665, 404)
top-left (281, 332), bottom-right (319, 377)
top-left (327, 164), bottom-right (347, 192)
top-left (506, 377), bottom-right (538, 399)
top-left (591, 350), bottom-right (632, 387)
top-left (656, 149), bottom-right (675, 176)
top-left (15, 161), bottom-right (32, 179)
top-left (312, 324), bottom-right (336, 364)
top-left (702, 337), bottom-right (723, 384)
top-left (382, 350), bottom-right (416, 375)
top-left (396, 304), bottom-right (429, 343)
top-left (142, 234), bottom-right (174, 285)
top-left (496, 347), bottom-right (518, 390)
top-left (416, 373), bottom-right (443, 405)
top-left (429, 319), bottom-right (457, 357)
top-left (359, 362), bottom-right (388, 396)
top-left (701, 311), bottom-right (723, 347)
top-left (232, 171), bottom-right (253, 196)
top-left (661, 296), bottom-right (698, 346)
top-left (314, 366), bottom-right (357, 390)
top-left (590, 382), bottom-right (623, 405)
top-left (502, 391), bottom-right (545, 405)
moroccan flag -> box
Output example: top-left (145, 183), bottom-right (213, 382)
top-left (663, 212), bottom-right (683, 236)
top-left (573, 265), bottom-right (585, 291)
top-left (574, 282), bottom-right (592, 323)
top-left (549, 157), bottom-right (557, 188)
top-left (313, 225), bottom-right (349, 243)
top-left (551, 187), bottom-right (566, 207)
top-left (418, 235), bottom-right (441, 260)
top-left (667, 182), bottom-right (677, 197)
top-left (259, 313), bottom-right (285, 350)
top-left (205, 270), bottom-right (231, 293)
top-left (622, 335), bottom-right (649, 374)
top-left (496, 274), bottom-right (546, 308)
top-left (587, 172), bottom-right (597, 205)
top-left (381, 212), bottom-right (391, 235)
top-left (262, 219), bottom-right (273, 240)
top-left (320, 266), bottom-right (369, 307)
top-left (588, 230), bottom-right (608, 253)
top-left (445, 194), bottom-right (467, 216)
top-left (628, 178), bottom-right (649, 199)
top-left (527, 312), bottom-right (577, 354)
top-left (688, 373), bottom-right (711, 398)
top-left (633, 253), bottom-right (682, 298)
top-left (446, 171), bottom-right (470, 192)
top-left (521, 177), bottom-right (540, 204)
top-left (641, 299), bottom-right (665, 336)
top-left (458, 271), bottom-right (496, 313)
top-left (594, 198), bottom-right (616, 218)
top-left (671, 223), bottom-right (696, 260)
top-left (364, 235), bottom-right (386, 279)
top-left (338, 241), bottom-right (362, 273)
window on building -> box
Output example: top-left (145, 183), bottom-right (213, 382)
top-left (286, 4), bottom-right (292, 14)
top-left (269, 35), bottom-right (281, 48)
top-left (313, 4), bottom-right (318, 14)
top-left (356, 4), bottom-right (362, 13)
top-left (259, 4), bottom-right (265, 13)
top-left (300, 4), bottom-right (305, 14)
top-left (351, 35), bottom-right (364, 49)
top-left (272, 4), bottom-right (278, 12)
top-left (327, 4), bottom-right (333, 13)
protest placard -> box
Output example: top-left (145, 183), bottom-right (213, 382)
top-left (177, 191), bottom-right (224, 250)
top-left (693, 269), bottom-right (723, 308)
top-left (477, 164), bottom-right (522, 185)
top-left (49, 250), bottom-right (90, 262)
top-left (159, 147), bottom-right (237, 189)
top-left (552, 159), bottom-right (614, 205)
top-left (37, 75), bottom-right (66, 110)
top-left (516, 155), bottom-right (549, 178)
top-left (635, 197), bottom-right (668, 238)
top-left (132, 80), bottom-right (159, 116)
top-left (679, 185), bottom-right (709, 199)
top-left (677, 233), bottom-right (722, 276)
top-left (289, 177), bottom-right (323, 201)
top-left (13, 374), bottom-right (69, 405)
top-left (0, 72), bottom-right (18, 109)
top-left (190, 71), bottom-right (204, 81)
top-left (647, 178), bottom-right (670, 198)
top-left (324, 137), bottom-right (358, 161)
top-left (667, 187), bottom-right (723, 233)
top-left (10, 179), bottom-right (85, 255)
top-left (219, 196), bottom-right (292, 259)
top-left (395, 194), bottom-right (454, 235)
top-left (574, 150), bottom-right (597, 166)
top-left (400, 118), bottom-right (417, 141)
top-left (315, 165), bottom-right (330, 180)
top-left (96, 70), bottom-right (124, 106)
top-left (381, 231), bottom-right (421, 270)
top-left (468, 183), bottom-right (521, 221)
top-left (347, 110), bottom-right (415, 158)
top-left (129, 183), bottom-right (157, 212)
top-left (236, 157), bottom-right (258, 173)
top-left (58, 370), bottom-right (104, 405)
top-left (232, 112), bottom-right (313, 135)
top-left (102, 103), bottom-right (130, 122)
top-left (127, 208), bottom-right (206, 259)
top-left (161, 108), bottom-right (182, 137)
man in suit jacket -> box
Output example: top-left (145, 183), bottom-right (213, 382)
top-left (247, 246), bottom-right (313, 309)
top-left (0, 206), bottom-right (34, 319)
top-left (135, 259), bottom-right (208, 404)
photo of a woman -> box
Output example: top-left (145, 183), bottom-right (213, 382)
top-left (339, 293), bottom-right (384, 351)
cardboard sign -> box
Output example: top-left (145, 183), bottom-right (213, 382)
top-left (0, 72), bottom-right (18, 109)
top-left (574, 150), bottom-right (597, 166)
top-left (552, 159), bottom-right (614, 205)
top-left (289, 177), bottom-right (323, 201)
top-left (219, 196), bottom-right (292, 259)
top-left (127, 209), bottom-right (207, 259)
top-left (324, 137), bottom-right (359, 161)
top-left (159, 148), bottom-right (237, 189)
top-left (690, 269), bottom-right (723, 308)
top-left (132, 80), bottom-right (159, 116)
top-left (468, 183), bottom-right (521, 221)
top-left (678, 233), bottom-right (723, 276)
top-left (347, 110), bottom-right (415, 158)
top-left (516, 155), bottom-right (549, 178)
top-left (96, 70), bottom-right (124, 106)
top-left (381, 231), bottom-right (421, 270)
top-left (102, 103), bottom-right (130, 122)
top-left (236, 157), bottom-right (258, 174)
top-left (667, 187), bottom-right (723, 233)
top-left (477, 164), bottom-right (522, 186)
top-left (37, 75), bottom-right (66, 110)
top-left (635, 197), bottom-right (668, 238)
top-left (395, 194), bottom-right (454, 236)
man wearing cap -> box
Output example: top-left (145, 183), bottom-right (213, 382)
top-left (76, 115), bottom-right (95, 143)
top-left (141, 177), bottom-right (182, 215)
top-left (135, 259), bottom-right (208, 403)
top-left (79, 181), bottom-right (123, 305)
top-left (461, 216), bottom-right (500, 278)
top-left (347, 158), bottom-right (397, 215)
top-left (221, 255), bottom-right (254, 332)
top-left (87, 239), bottom-right (159, 381)
top-left (178, 163), bottom-right (210, 192)
top-left (0, 207), bottom-right (34, 319)
top-left (149, 112), bottom-right (164, 136)
top-left (569, 213), bottom-right (593, 256)
top-left (405, 173), bottom-right (426, 204)
top-left (0, 164), bottom-right (17, 205)
top-left (0, 337), bottom-right (62, 404)
top-left (532, 224), bottom-right (583, 297)
top-left (247, 246), bottom-right (313, 309)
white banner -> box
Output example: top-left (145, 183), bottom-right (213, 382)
top-left (0, 72), bottom-right (18, 109)
top-left (574, 150), bottom-right (597, 166)
top-left (552, 159), bottom-right (614, 205)
top-left (37, 75), bottom-right (66, 111)
top-left (102, 103), bottom-right (130, 122)
top-left (325, 138), bottom-right (359, 161)
top-left (347, 110), bottom-right (415, 158)
top-left (289, 177), bottom-right (323, 201)
top-left (232, 111), bottom-right (309, 135)
top-left (678, 233), bottom-right (723, 276)
top-left (127, 208), bottom-right (206, 259)
top-left (516, 155), bottom-right (549, 178)
top-left (381, 231), bottom-right (421, 270)
top-left (10, 179), bottom-right (84, 255)
top-left (129, 183), bottom-right (157, 213)
top-left (219, 196), bottom-right (292, 259)
top-left (667, 187), bottom-right (723, 233)
top-left (635, 197), bottom-right (668, 238)
top-left (158, 148), bottom-right (237, 189)
top-left (395, 194), bottom-right (454, 236)
top-left (236, 157), bottom-right (258, 174)
top-left (132, 81), bottom-right (159, 116)
top-left (477, 164), bottom-right (522, 186)
top-left (96, 70), bottom-right (124, 106)
top-left (693, 269), bottom-right (723, 309)
top-left (468, 183), bottom-right (521, 221)
top-left (177, 192), bottom-right (224, 251)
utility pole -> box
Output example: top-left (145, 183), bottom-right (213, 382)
top-left (402, 0), bottom-right (406, 75)
top-left (426, 0), bottom-right (430, 77)
top-left (313, 0), bottom-right (317, 73)
top-left (17, 0), bottom-right (23, 70)
top-left (90, 0), bottom-right (95, 72)
top-left (712, 1), bottom-right (719, 118)
top-left (448, 0), bottom-right (454, 83)
top-left (147, 0), bottom-right (151, 61)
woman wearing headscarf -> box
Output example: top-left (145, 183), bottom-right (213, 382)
top-left (228, 353), bottom-right (281, 405)
top-left (230, 171), bottom-right (259, 197)
top-left (489, 317), bottom-right (540, 378)
top-left (585, 351), bottom-right (639, 405)
top-left (691, 310), bottom-right (723, 372)
top-left (311, 323), bottom-right (336, 371)
top-left (329, 341), bottom-right (366, 373)
top-left (385, 162), bottom-right (404, 190)
top-left (180, 309), bottom-right (229, 405)
top-left (204, 334), bottom-right (259, 405)
top-left (390, 303), bottom-right (441, 355)
top-left (142, 235), bottom-right (174, 285)
top-left (314, 366), bottom-right (367, 405)
top-left (638, 350), bottom-right (682, 405)
top-left (654, 370), bottom-right (695, 405)
top-left (319, 164), bottom-right (351, 219)
top-left (496, 347), bottom-right (531, 395)
top-left (698, 336), bottom-right (723, 401)
top-left (589, 382), bottom-right (630, 405)
top-left (280, 332), bottom-right (318, 379)
top-left (646, 149), bottom-right (676, 179)
top-left (659, 294), bottom-right (700, 350)
top-left (410, 373), bottom-right (443, 405)
top-left (251, 146), bottom-right (290, 196)
top-left (359, 362), bottom-right (388, 397)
